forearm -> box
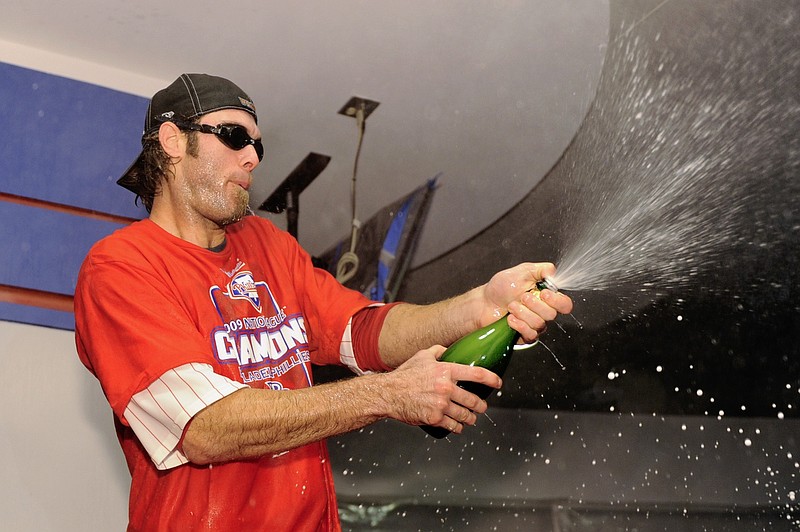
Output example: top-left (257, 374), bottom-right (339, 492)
top-left (181, 344), bottom-right (497, 463)
top-left (375, 262), bottom-right (573, 368)
top-left (182, 374), bottom-right (401, 464)
top-left (377, 287), bottom-right (484, 368)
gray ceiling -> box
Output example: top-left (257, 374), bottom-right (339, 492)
top-left (0, 1), bottom-right (608, 264)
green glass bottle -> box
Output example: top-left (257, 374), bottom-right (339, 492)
top-left (421, 279), bottom-right (556, 438)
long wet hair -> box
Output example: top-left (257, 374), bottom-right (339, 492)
top-left (127, 119), bottom-right (200, 212)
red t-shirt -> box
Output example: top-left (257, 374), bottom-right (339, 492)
top-left (74, 216), bottom-right (389, 531)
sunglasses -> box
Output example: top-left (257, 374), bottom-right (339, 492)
top-left (174, 121), bottom-right (264, 161)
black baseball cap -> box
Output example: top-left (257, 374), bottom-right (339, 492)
top-left (117, 73), bottom-right (258, 194)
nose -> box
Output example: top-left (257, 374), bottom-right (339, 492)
top-left (241, 144), bottom-right (261, 171)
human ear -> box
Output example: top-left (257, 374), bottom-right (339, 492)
top-left (158, 121), bottom-right (184, 159)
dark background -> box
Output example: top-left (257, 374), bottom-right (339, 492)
top-left (395, 0), bottom-right (800, 420)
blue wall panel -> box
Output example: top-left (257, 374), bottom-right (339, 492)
top-left (0, 302), bottom-right (74, 331)
top-left (1, 201), bottom-right (125, 295)
top-left (0, 62), bottom-right (149, 219)
top-left (1, 63), bottom-right (147, 329)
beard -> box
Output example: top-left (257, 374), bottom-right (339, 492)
top-left (217, 186), bottom-right (250, 226)
top-left (198, 180), bottom-right (250, 227)
top-left (182, 150), bottom-right (252, 227)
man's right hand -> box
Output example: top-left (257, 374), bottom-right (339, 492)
top-left (379, 345), bottom-right (502, 434)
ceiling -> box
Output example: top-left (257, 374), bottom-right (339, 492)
top-left (0, 1), bottom-right (608, 265)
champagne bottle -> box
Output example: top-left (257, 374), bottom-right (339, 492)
top-left (421, 279), bottom-right (557, 439)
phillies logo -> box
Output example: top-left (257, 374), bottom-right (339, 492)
top-left (209, 269), bottom-right (280, 319)
top-left (227, 271), bottom-right (262, 312)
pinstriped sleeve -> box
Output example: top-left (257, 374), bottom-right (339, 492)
top-left (123, 362), bottom-right (247, 470)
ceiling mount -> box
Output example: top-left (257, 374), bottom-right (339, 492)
top-left (338, 96), bottom-right (380, 120)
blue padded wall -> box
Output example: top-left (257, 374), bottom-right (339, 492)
top-left (0, 62), bottom-right (149, 329)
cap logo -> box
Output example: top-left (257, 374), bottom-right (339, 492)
top-left (238, 97), bottom-right (256, 113)
top-left (160, 111), bottom-right (175, 120)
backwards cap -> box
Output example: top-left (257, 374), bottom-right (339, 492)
top-left (117, 73), bottom-right (258, 194)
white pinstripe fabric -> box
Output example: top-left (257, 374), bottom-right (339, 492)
top-left (339, 304), bottom-right (384, 376)
top-left (338, 317), bottom-right (363, 375)
top-left (124, 362), bottom-right (247, 470)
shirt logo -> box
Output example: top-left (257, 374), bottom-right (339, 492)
top-left (226, 271), bottom-right (262, 312)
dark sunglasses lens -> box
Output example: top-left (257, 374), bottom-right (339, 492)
top-left (219, 125), bottom-right (264, 161)
top-left (223, 126), bottom-right (248, 148)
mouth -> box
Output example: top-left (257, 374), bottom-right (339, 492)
top-left (232, 179), bottom-right (251, 191)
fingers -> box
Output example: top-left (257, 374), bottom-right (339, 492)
top-left (506, 292), bottom-right (552, 342)
top-left (442, 404), bottom-right (478, 433)
top-left (505, 273), bottom-right (574, 342)
top-left (393, 350), bottom-right (499, 434)
top-left (517, 291), bottom-right (556, 322)
top-left (429, 344), bottom-right (448, 360)
top-left (518, 262), bottom-right (573, 313)
top-left (523, 261), bottom-right (556, 284)
top-left (434, 394), bottom-right (482, 434)
top-left (434, 365), bottom-right (500, 432)
top-left (541, 288), bottom-right (574, 314)
top-left (447, 363), bottom-right (502, 391)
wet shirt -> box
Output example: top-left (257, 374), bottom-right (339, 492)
top-left (75, 216), bottom-right (385, 531)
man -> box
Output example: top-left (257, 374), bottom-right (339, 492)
top-left (74, 73), bottom-right (573, 531)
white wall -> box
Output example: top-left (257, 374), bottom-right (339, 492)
top-left (0, 38), bottom-right (164, 96)
top-left (0, 321), bottom-right (128, 530)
